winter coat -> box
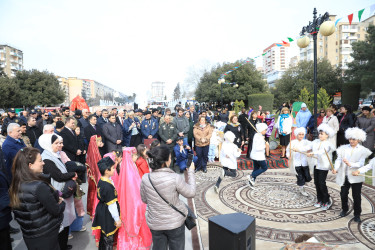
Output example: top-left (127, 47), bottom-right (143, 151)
top-left (275, 115), bottom-right (293, 135)
top-left (123, 117), bottom-right (140, 147)
top-left (102, 122), bottom-right (123, 153)
top-left (2, 136), bottom-right (26, 179)
top-left (322, 115), bottom-right (339, 148)
top-left (13, 181), bottom-right (65, 238)
top-left (158, 122), bottom-right (178, 149)
top-left (356, 116), bottom-right (375, 150)
top-left (0, 147), bottom-right (11, 231)
top-left (224, 123), bottom-right (244, 148)
top-left (296, 108), bottom-right (312, 128)
top-left (193, 124), bottom-right (213, 147)
top-left (140, 168), bottom-right (195, 230)
top-left (174, 116), bottom-right (190, 138)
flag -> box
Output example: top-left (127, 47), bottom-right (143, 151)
top-left (287, 37), bottom-right (294, 42)
top-left (348, 13), bottom-right (354, 25)
top-left (358, 9), bottom-right (365, 22)
top-left (335, 18), bottom-right (342, 26)
top-left (282, 40), bottom-right (288, 45)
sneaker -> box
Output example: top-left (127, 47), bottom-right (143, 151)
top-left (314, 202), bottom-right (322, 208)
top-left (321, 201), bottom-right (332, 211)
top-left (214, 186), bottom-right (219, 194)
top-left (354, 216), bottom-right (361, 223)
top-left (247, 175), bottom-right (255, 187)
top-left (299, 186), bottom-right (308, 197)
top-left (68, 234), bottom-right (73, 240)
top-left (339, 210), bottom-right (349, 217)
top-left (220, 169), bottom-right (225, 179)
top-left (79, 226), bottom-right (87, 232)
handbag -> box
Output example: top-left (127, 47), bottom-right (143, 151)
top-left (148, 174), bottom-right (197, 230)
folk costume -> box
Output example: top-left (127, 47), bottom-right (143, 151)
top-left (214, 131), bottom-right (241, 193)
top-left (286, 127), bottom-right (312, 196)
top-left (248, 123), bottom-right (269, 188)
top-left (310, 124), bottom-right (336, 211)
top-left (92, 157), bottom-right (120, 250)
top-left (116, 147), bottom-right (152, 249)
top-left (334, 127), bottom-right (372, 222)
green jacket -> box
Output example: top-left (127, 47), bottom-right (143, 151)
top-left (158, 122), bottom-right (178, 147)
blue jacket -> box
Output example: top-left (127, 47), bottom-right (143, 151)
top-left (296, 108), bottom-right (312, 128)
top-left (174, 144), bottom-right (197, 170)
top-left (2, 136), bottom-right (26, 180)
top-left (0, 147), bottom-right (11, 230)
top-left (140, 118), bottom-right (158, 139)
top-left (123, 117), bottom-right (140, 146)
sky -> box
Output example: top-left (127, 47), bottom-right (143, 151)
top-left (0, 0), bottom-right (374, 103)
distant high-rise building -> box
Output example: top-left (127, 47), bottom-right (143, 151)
top-left (0, 45), bottom-right (23, 77)
top-left (263, 43), bottom-right (296, 87)
top-left (299, 14), bottom-right (375, 70)
top-left (151, 81), bottom-right (165, 101)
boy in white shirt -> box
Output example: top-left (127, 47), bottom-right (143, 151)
top-left (248, 123), bottom-right (269, 188)
top-left (333, 127), bottom-right (372, 223)
top-left (214, 131), bottom-right (241, 193)
top-left (307, 124), bottom-right (336, 211)
top-left (286, 127), bottom-right (312, 196)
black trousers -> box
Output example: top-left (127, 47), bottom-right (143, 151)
top-left (341, 177), bottom-right (363, 216)
top-left (150, 224), bottom-right (185, 250)
top-left (58, 226), bottom-right (69, 250)
top-left (295, 166), bottom-right (312, 186)
top-left (215, 167), bottom-right (237, 188)
top-left (99, 232), bottom-right (114, 250)
top-left (0, 226), bottom-right (12, 250)
top-left (314, 167), bottom-right (330, 204)
top-left (130, 134), bottom-right (142, 147)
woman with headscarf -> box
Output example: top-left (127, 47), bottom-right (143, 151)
top-left (39, 133), bottom-right (77, 250)
top-left (117, 147), bottom-right (152, 249)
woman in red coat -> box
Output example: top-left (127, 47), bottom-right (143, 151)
top-left (135, 144), bottom-right (149, 177)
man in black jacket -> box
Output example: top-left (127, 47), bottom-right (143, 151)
top-left (26, 116), bottom-right (42, 146)
top-left (60, 117), bottom-right (81, 161)
top-left (84, 115), bottom-right (101, 142)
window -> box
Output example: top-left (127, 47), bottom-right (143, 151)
top-left (343, 25), bottom-right (349, 29)
top-left (336, 56), bottom-right (338, 61)
top-left (357, 34), bottom-right (360, 38)
top-left (336, 49), bottom-right (338, 53)
top-left (344, 40), bottom-right (349, 44)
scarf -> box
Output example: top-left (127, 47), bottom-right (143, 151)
top-left (279, 113), bottom-right (290, 136)
top-left (199, 124), bottom-right (206, 128)
top-left (228, 122), bottom-right (240, 127)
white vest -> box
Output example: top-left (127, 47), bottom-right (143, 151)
top-left (310, 139), bottom-right (336, 171)
top-left (286, 139), bottom-right (312, 174)
top-left (334, 144), bottom-right (372, 186)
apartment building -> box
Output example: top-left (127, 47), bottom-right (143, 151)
top-left (0, 45), bottom-right (23, 77)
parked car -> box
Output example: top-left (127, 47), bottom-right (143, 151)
top-left (359, 100), bottom-right (372, 109)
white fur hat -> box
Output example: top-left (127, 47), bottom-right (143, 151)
top-left (294, 127), bottom-right (306, 137)
top-left (256, 123), bottom-right (268, 133)
top-left (224, 131), bottom-right (236, 143)
top-left (317, 123), bottom-right (335, 138)
top-left (345, 127), bottom-right (367, 142)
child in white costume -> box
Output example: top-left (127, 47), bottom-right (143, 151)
top-left (248, 123), bottom-right (269, 189)
top-left (286, 127), bottom-right (312, 197)
top-left (214, 131), bottom-right (241, 193)
top-left (333, 127), bottom-right (372, 223)
top-left (308, 123), bottom-right (336, 211)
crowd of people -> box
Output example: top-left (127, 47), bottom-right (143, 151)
top-left (0, 100), bottom-right (374, 250)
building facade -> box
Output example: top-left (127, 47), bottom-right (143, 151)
top-left (151, 81), bottom-right (165, 101)
top-left (0, 45), bottom-right (23, 77)
top-left (58, 77), bottom-right (122, 106)
top-left (299, 14), bottom-right (375, 70)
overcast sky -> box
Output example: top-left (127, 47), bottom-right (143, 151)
top-left (1, 0), bottom-right (373, 102)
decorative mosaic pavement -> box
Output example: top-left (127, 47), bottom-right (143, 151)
top-left (193, 167), bottom-right (375, 249)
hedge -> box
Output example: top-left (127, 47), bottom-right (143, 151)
top-left (341, 82), bottom-right (360, 111)
top-left (248, 94), bottom-right (274, 112)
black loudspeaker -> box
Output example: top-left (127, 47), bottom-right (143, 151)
top-left (209, 213), bottom-right (256, 250)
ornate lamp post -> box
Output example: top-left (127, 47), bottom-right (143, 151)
top-left (298, 8), bottom-right (334, 138)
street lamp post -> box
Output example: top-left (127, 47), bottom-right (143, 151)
top-left (221, 82), bottom-right (223, 106)
top-left (299, 8), bottom-right (330, 139)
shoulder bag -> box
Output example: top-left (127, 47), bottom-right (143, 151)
top-left (148, 174), bottom-right (197, 230)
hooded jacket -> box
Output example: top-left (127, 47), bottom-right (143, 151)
top-left (296, 108), bottom-right (312, 128)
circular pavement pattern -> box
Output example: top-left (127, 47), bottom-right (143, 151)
top-left (194, 170), bottom-right (375, 245)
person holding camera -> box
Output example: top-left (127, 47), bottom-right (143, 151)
top-left (174, 137), bottom-right (198, 173)
top-left (140, 145), bottom-right (196, 250)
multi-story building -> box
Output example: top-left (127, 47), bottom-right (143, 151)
top-left (58, 77), bottom-right (123, 106)
top-left (0, 45), bottom-right (23, 77)
top-left (299, 14), bottom-right (375, 70)
top-left (151, 81), bottom-right (165, 101)
top-left (263, 43), bottom-right (295, 87)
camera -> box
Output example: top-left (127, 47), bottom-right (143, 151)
top-left (186, 153), bottom-right (194, 168)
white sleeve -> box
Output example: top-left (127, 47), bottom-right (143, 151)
top-left (359, 158), bottom-right (375, 174)
top-left (108, 203), bottom-right (120, 222)
top-left (334, 147), bottom-right (343, 170)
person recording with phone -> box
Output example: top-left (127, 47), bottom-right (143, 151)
top-left (174, 137), bottom-right (197, 173)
